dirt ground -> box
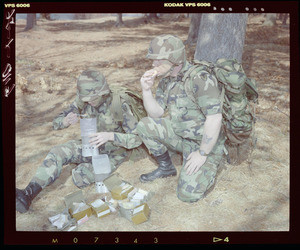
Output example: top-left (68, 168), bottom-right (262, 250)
top-left (15, 14), bottom-right (290, 232)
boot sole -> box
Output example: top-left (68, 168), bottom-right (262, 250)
top-left (16, 199), bottom-right (29, 213)
top-left (139, 172), bottom-right (177, 183)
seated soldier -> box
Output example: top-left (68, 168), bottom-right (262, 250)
top-left (16, 69), bottom-right (143, 213)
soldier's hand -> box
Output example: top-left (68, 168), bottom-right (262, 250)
top-left (141, 69), bottom-right (157, 91)
top-left (184, 151), bottom-right (207, 175)
top-left (63, 112), bottom-right (79, 126)
top-left (89, 132), bottom-right (114, 148)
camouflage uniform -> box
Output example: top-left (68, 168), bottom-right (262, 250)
top-left (29, 70), bottom-right (142, 189)
top-left (137, 35), bottom-right (225, 202)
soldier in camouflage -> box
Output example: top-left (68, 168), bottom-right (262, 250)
top-left (137, 34), bottom-right (225, 202)
top-left (16, 69), bottom-right (142, 213)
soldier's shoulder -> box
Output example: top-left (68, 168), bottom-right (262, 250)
top-left (191, 70), bottom-right (217, 86)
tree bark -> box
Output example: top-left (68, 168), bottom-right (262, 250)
top-left (40, 13), bottom-right (51, 20)
top-left (185, 14), bottom-right (202, 46)
top-left (115, 13), bottom-right (125, 27)
top-left (263, 13), bottom-right (277, 26)
top-left (148, 13), bottom-right (158, 19)
top-left (194, 14), bottom-right (248, 63)
top-left (144, 13), bottom-right (159, 24)
top-left (279, 13), bottom-right (288, 25)
top-left (24, 14), bottom-right (37, 31)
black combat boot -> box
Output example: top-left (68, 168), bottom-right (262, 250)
top-left (16, 182), bottom-right (42, 213)
top-left (140, 151), bottom-right (177, 183)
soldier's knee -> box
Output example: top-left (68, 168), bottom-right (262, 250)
top-left (176, 185), bottom-right (203, 203)
top-left (49, 145), bottom-right (61, 155)
top-left (72, 163), bottom-right (94, 188)
top-left (176, 177), bottom-right (208, 203)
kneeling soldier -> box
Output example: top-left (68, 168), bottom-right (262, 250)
top-left (137, 35), bottom-right (225, 203)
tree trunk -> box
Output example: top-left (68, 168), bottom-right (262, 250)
top-left (144, 13), bottom-right (159, 24)
top-left (185, 14), bottom-right (202, 46)
top-left (148, 13), bottom-right (158, 19)
top-left (194, 14), bottom-right (248, 63)
top-left (40, 13), bottom-right (51, 20)
top-left (263, 13), bottom-right (277, 26)
top-left (279, 13), bottom-right (288, 25)
top-left (115, 13), bottom-right (125, 27)
top-left (74, 14), bottom-right (87, 19)
top-left (24, 14), bottom-right (37, 31)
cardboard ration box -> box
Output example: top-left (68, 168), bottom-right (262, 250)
top-left (131, 203), bottom-right (151, 225)
top-left (118, 200), bottom-right (151, 225)
top-left (90, 199), bottom-right (111, 218)
top-left (118, 201), bottom-right (135, 221)
top-left (105, 196), bottom-right (118, 213)
top-left (127, 188), bottom-right (152, 207)
top-left (112, 183), bottom-right (134, 200)
top-left (64, 190), bottom-right (93, 222)
top-left (103, 174), bottom-right (134, 200)
top-left (48, 208), bottom-right (77, 231)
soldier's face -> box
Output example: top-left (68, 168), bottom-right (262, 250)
top-left (88, 97), bottom-right (101, 107)
top-left (152, 60), bottom-right (173, 76)
top-left (87, 94), bottom-right (108, 107)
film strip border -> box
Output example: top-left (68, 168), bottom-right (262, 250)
top-left (2, 1), bottom-right (297, 13)
top-left (6, 231), bottom-right (298, 245)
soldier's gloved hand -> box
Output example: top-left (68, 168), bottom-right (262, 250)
top-left (184, 151), bottom-right (207, 176)
top-left (63, 112), bottom-right (79, 126)
top-left (89, 132), bottom-right (114, 148)
top-left (140, 69), bottom-right (158, 91)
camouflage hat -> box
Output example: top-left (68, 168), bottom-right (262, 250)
top-left (146, 34), bottom-right (186, 65)
top-left (77, 69), bottom-right (110, 102)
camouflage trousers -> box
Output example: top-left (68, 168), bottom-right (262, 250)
top-left (31, 139), bottom-right (128, 189)
top-left (136, 117), bottom-right (225, 202)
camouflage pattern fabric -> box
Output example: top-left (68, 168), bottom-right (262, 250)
top-left (32, 140), bottom-right (90, 188)
top-left (71, 163), bottom-right (95, 188)
top-left (183, 59), bottom-right (259, 165)
top-left (155, 62), bottom-right (222, 140)
top-left (31, 138), bottom-right (129, 189)
top-left (183, 58), bottom-right (258, 143)
top-left (137, 117), bottom-right (225, 202)
top-left (77, 69), bottom-right (110, 102)
top-left (30, 70), bottom-right (142, 189)
top-left (137, 117), bottom-right (183, 156)
top-left (146, 34), bottom-right (186, 65)
top-left (137, 61), bottom-right (225, 202)
top-left (176, 135), bottom-right (225, 202)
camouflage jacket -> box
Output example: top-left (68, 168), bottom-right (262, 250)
top-left (52, 95), bottom-right (142, 150)
top-left (155, 62), bottom-right (222, 140)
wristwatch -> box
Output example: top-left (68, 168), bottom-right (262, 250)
top-left (199, 150), bottom-right (209, 157)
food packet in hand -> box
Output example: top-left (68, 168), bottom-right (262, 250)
top-left (143, 69), bottom-right (157, 79)
top-left (152, 63), bottom-right (172, 77)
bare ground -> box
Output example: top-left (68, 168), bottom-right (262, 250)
top-left (15, 14), bottom-right (290, 231)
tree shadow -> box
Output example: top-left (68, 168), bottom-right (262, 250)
top-left (33, 16), bottom-right (187, 34)
top-left (242, 24), bottom-right (289, 76)
top-left (234, 192), bottom-right (289, 231)
top-left (16, 87), bottom-right (75, 134)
